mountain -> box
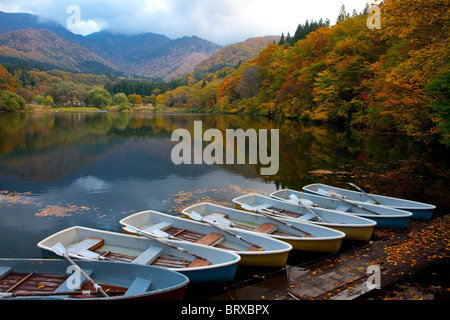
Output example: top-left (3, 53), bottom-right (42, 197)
top-left (0, 11), bottom-right (222, 80)
top-left (80, 32), bottom-right (221, 81)
top-left (194, 36), bottom-right (280, 77)
top-left (0, 29), bottom-right (120, 75)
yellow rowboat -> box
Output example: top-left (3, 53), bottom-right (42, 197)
top-left (119, 210), bottom-right (292, 268)
top-left (233, 194), bottom-right (377, 242)
top-left (182, 202), bottom-right (345, 253)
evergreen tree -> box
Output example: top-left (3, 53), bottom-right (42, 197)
top-left (278, 33), bottom-right (285, 45)
top-left (336, 5), bottom-right (350, 24)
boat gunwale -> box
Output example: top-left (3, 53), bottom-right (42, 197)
top-left (183, 202), bottom-right (347, 242)
top-left (270, 189), bottom-right (414, 219)
top-left (232, 194), bottom-right (378, 229)
top-left (303, 183), bottom-right (436, 211)
top-left (37, 226), bottom-right (241, 273)
top-left (0, 258), bottom-right (189, 301)
top-left (119, 210), bottom-right (293, 257)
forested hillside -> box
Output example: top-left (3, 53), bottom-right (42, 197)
top-left (155, 0), bottom-right (449, 146)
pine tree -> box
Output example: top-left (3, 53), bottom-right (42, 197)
top-left (278, 33), bottom-right (285, 45)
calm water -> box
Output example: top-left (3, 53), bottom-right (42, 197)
top-left (0, 112), bottom-right (449, 259)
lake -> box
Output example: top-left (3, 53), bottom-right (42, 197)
top-left (0, 112), bottom-right (449, 259)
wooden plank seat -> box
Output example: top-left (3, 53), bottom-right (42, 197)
top-left (254, 222), bottom-right (278, 234)
top-left (195, 233), bottom-right (224, 246)
top-left (187, 258), bottom-right (211, 268)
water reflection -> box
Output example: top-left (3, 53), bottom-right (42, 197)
top-left (0, 112), bottom-right (448, 258)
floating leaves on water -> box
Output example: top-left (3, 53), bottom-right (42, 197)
top-left (0, 190), bottom-right (40, 207)
top-left (35, 204), bottom-right (90, 217)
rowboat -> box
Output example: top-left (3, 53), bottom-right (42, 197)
top-left (303, 183), bottom-right (435, 221)
top-left (233, 194), bottom-right (377, 241)
top-left (37, 226), bottom-right (241, 284)
top-left (119, 210), bottom-right (292, 267)
top-left (0, 258), bottom-right (189, 300)
top-left (182, 202), bottom-right (345, 253)
top-left (271, 189), bottom-right (413, 230)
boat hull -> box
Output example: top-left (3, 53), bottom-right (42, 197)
top-left (38, 226), bottom-right (240, 284)
top-left (0, 259), bottom-right (189, 300)
top-left (303, 183), bottom-right (435, 221)
top-left (120, 210), bottom-right (292, 268)
top-left (271, 189), bottom-right (413, 230)
top-left (233, 194), bottom-right (377, 241)
top-left (183, 202), bottom-right (346, 253)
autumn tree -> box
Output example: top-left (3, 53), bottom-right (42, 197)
top-left (0, 90), bottom-right (26, 111)
top-left (86, 88), bottom-right (112, 109)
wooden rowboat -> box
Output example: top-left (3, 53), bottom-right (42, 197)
top-left (119, 210), bottom-right (292, 268)
top-left (182, 202), bottom-right (345, 253)
top-left (233, 194), bottom-right (377, 241)
top-left (271, 189), bottom-right (413, 230)
top-left (37, 226), bottom-right (240, 284)
top-left (303, 183), bottom-right (435, 221)
top-left (0, 258), bottom-right (189, 300)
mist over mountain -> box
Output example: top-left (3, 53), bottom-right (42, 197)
top-left (0, 11), bottom-right (221, 80)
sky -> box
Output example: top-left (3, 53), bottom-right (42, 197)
top-left (0, 0), bottom-right (371, 45)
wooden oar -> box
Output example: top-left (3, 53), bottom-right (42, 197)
top-left (328, 191), bottom-right (381, 215)
top-left (348, 183), bottom-right (381, 205)
top-left (1, 290), bottom-right (125, 298)
top-left (124, 224), bottom-right (209, 261)
top-left (241, 203), bottom-right (313, 237)
top-left (76, 249), bottom-right (116, 261)
top-left (288, 194), bottom-right (325, 222)
top-left (52, 243), bottom-right (109, 298)
top-left (185, 211), bottom-right (263, 249)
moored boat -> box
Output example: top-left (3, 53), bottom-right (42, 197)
top-left (119, 210), bottom-right (292, 268)
top-left (182, 202), bottom-right (345, 253)
top-left (271, 189), bottom-right (413, 230)
top-left (303, 183), bottom-right (435, 221)
top-left (233, 194), bottom-right (377, 241)
top-left (0, 258), bottom-right (189, 300)
top-left (37, 226), bottom-right (240, 284)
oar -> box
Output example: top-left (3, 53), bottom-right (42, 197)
top-left (52, 243), bottom-right (109, 298)
top-left (289, 194), bottom-right (327, 209)
top-left (241, 203), bottom-right (313, 237)
top-left (185, 211), bottom-right (263, 249)
top-left (288, 194), bottom-right (325, 222)
top-left (213, 216), bottom-right (253, 231)
top-left (348, 183), bottom-right (381, 205)
top-left (1, 290), bottom-right (125, 298)
top-left (124, 224), bottom-right (209, 261)
top-left (77, 249), bottom-right (115, 261)
top-left (328, 191), bottom-right (381, 215)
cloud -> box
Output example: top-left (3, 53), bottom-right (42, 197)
top-left (0, 0), bottom-right (369, 45)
